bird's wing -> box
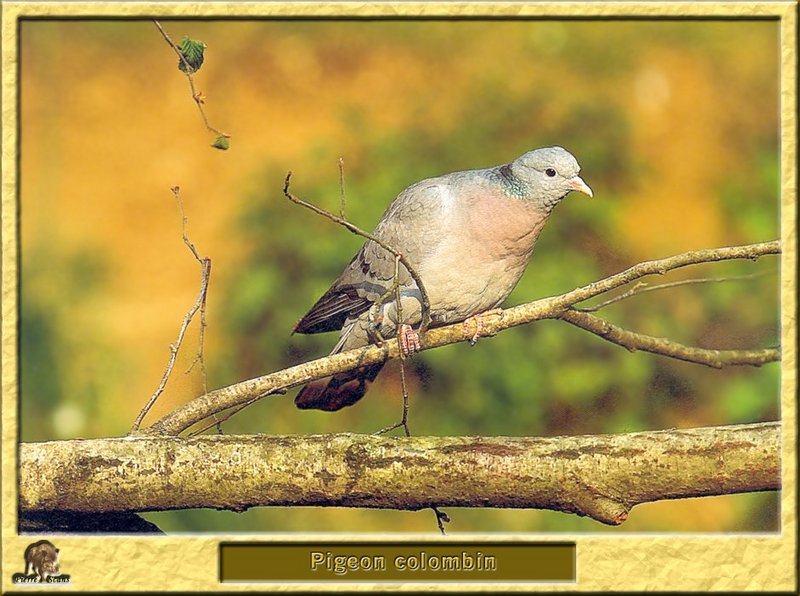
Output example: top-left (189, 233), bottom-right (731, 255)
top-left (293, 179), bottom-right (452, 335)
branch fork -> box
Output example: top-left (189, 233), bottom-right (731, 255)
top-left (138, 239), bottom-right (779, 437)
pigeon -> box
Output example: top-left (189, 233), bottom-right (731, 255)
top-left (293, 146), bottom-right (592, 411)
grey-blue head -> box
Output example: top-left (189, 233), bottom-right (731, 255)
top-left (505, 146), bottom-right (593, 211)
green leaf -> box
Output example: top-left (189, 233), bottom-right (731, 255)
top-left (177, 36), bottom-right (206, 74)
top-left (211, 135), bottom-right (230, 150)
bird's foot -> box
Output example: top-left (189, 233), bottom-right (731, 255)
top-left (367, 308), bottom-right (387, 345)
top-left (398, 324), bottom-right (421, 357)
top-left (463, 309), bottom-right (504, 346)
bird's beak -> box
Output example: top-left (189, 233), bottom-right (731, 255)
top-left (568, 176), bottom-right (593, 198)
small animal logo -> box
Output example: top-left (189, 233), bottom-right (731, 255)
top-left (11, 540), bottom-right (70, 584)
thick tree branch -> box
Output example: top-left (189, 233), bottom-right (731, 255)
top-left (19, 423), bottom-right (780, 526)
top-left (143, 240), bottom-right (779, 436)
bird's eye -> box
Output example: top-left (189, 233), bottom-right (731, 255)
top-left (545, 168), bottom-right (556, 177)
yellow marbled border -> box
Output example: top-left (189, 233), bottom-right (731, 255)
top-left (1, 1), bottom-right (796, 592)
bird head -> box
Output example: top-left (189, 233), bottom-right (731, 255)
top-left (510, 146), bottom-right (593, 211)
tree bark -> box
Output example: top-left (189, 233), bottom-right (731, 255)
top-left (19, 422), bottom-right (779, 526)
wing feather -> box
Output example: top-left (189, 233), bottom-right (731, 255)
top-left (294, 181), bottom-right (451, 334)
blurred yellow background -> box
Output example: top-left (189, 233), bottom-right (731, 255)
top-left (19, 19), bottom-right (780, 532)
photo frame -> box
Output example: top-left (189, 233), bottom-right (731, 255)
top-left (2, 1), bottom-right (796, 591)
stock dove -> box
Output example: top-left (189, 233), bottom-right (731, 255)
top-left (293, 146), bottom-right (592, 411)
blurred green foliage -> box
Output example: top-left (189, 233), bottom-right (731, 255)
top-left (21, 244), bottom-right (122, 441)
top-left (19, 19), bottom-right (780, 533)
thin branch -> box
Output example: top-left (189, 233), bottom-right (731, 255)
top-left (153, 20), bottom-right (230, 140)
top-left (560, 309), bottom-right (780, 368)
top-left (188, 400), bottom-right (256, 437)
top-left (21, 423), bottom-right (780, 527)
top-left (283, 171), bottom-right (433, 333)
top-left (578, 270), bottom-right (773, 312)
top-left (129, 187), bottom-right (212, 433)
top-left (187, 388), bottom-right (287, 437)
top-left (376, 253), bottom-right (441, 534)
top-left (375, 254), bottom-right (412, 437)
top-left (175, 192), bottom-right (211, 398)
top-left (141, 240), bottom-right (779, 437)
top-left (338, 156), bottom-right (346, 219)
top-left (433, 508), bottom-right (451, 534)
top-left (544, 241), bottom-right (780, 315)
top-left (372, 357), bottom-right (412, 437)
top-left (397, 357), bottom-right (411, 438)
top-left (185, 287), bottom-right (209, 386)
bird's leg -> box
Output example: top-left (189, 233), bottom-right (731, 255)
top-left (367, 304), bottom-right (387, 345)
top-left (463, 308), bottom-right (504, 346)
top-left (369, 301), bottom-right (418, 356)
top-left (398, 323), bottom-right (421, 357)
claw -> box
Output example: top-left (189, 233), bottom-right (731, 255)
top-left (367, 306), bottom-right (386, 345)
top-left (463, 309), bottom-right (503, 346)
top-left (398, 324), bottom-right (421, 357)
top-left (463, 316), bottom-right (484, 346)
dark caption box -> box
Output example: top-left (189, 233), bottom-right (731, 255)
top-left (220, 542), bottom-right (576, 583)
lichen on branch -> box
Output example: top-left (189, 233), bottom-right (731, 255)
top-left (20, 422), bottom-right (780, 526)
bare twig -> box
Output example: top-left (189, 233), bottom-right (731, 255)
top-left (188, 398), bottom-right (258, 437)
top-left (153, 20), bottom-right (230, 141)
top-left (393, 254), bottom-right (441, 531)
top-left (578, 271), bottom-right (773, 312)
top-left (375, 254), bottom-right (412, 437)
top-left (143, 240), bottom-right (779, 437)
top-left (283, 171), bottom-right (433, 333)
top-left (544, 241), bottom-right (780, 313)
top-left (174, 194), bottom-right (211, 399)
top-left (129, 187), bottom-right (212, 433)
top-left (433, 508), bottom-right (451, 535)
top-left (22, 423), bottom-right (780, 527)
top-left (560, 309), bottom-right (780, 368)
top-left (338, 157), bottom-right (346, 219)
top-left (373, 348), bottom-right (412, 437)
top-left (187, 388), bottom-right (287, 437)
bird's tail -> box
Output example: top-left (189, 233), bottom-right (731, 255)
top-left (294, 322), bottom-right (384, 411)
top-left (295, 362), bottom-right (384, 411)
